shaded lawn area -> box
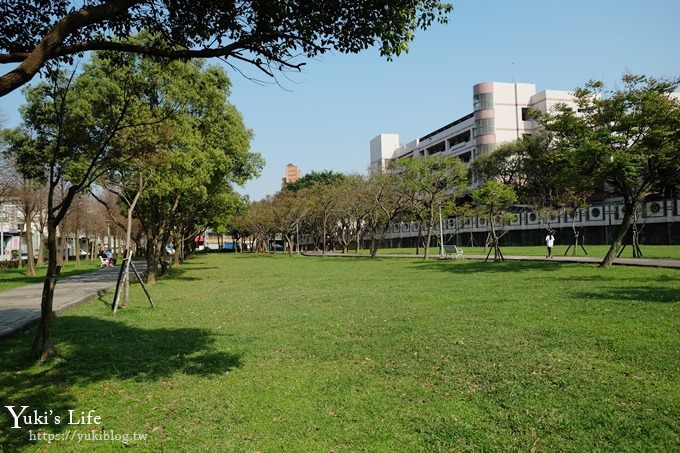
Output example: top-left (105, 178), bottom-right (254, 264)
top-left (0, 254), bottom-right (678, 451)
top-left (0, 261), bottom-right (101, 292)
top-left (362, 244), bottom-right (680, 260)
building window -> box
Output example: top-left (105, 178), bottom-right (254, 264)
top-left (427, 141), bottom-right (445, 155)
top-left (448, 130), bottom-right (471, 148)
top-left (458, 150), bottom-right (472, 163)
top-left (473, 92), bottom-right (493, 111)
top-left (474, 118), bottom-right (494, 136)
top-left (521, 107), bottom-right (530, 121)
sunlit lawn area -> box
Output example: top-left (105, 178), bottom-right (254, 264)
top-left (360, 244), bottom-right (680, 260)
top-left (0, 260), bottom-right (101, 292)
top-left (1, 254), bottom-right (678, 450)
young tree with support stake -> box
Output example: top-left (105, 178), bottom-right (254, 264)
top-left (472, 180), bottom-right (517, 262)
top-left (472, 131), bottom-right (600, 257)
top-left (399, 156), bottom-right (468, 259)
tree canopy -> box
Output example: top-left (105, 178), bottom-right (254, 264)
top-left (283, 170), bottom-right (346, 192)
top-left (0, 0), bottom-right (453, 96)
top-left (535, 74), bottom-right (680, 266)
top-left (399, 155), bottom-right (467, 258)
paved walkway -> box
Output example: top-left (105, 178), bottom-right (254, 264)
top-left (0, 262), bottom-right (146, 340)
top-left (302, 251), bottom-right (680, 268)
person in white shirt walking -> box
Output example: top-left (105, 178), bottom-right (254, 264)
top-left (545, 233), bottom-right (555, 258)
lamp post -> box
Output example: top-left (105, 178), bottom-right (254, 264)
top-left (439, 205), bottom-right (445, 258)
top-left (106, 219), bottom-right (111, 251)
top-left (0, 210), bottom-right (6, 261)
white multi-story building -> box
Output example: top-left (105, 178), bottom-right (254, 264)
top-left (370, 81), bottom-right (576, 175)
top-left (367, 82), bottom-right (680, 246)
top-left (0, 201), bottom-right (40, 261)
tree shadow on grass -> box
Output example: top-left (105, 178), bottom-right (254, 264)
top-left (164, 265), bottom-right (202, 282)
top-left (0, 316), bottom-right (242, 450)
top-left (409, 259), bottom-right (569, 275)
top-left (544, 272), bottom-right (680, 284)
top-left (572, 286), bottom-right (679, 304)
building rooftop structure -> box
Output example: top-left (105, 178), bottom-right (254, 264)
top-left (281, 163), bottom-right (300, 188)
top-left (370, 81), bottom-right (576, 177)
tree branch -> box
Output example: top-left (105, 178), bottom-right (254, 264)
top-left (0, 0), bottom-right (143, 96)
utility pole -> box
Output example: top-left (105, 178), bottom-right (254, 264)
top-left (106, 219), bottom-right (111, 251)
top-left (438, 205), bottom-right (445, 258)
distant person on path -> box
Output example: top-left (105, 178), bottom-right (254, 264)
top-left (105, 249), bottom-right (117, 266)
top-left (545, 233), bottom-right (555, 258)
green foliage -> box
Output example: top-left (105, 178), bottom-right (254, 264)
top-left (536, 74), bottom-right (680, 205)
top-left (399, 155), bottom-right (468, 199)
top-left (472, 180), bottom-right (517, 211)
top-left (534, 74), bottom-right (680, 264)
top-left (398, 156), bottom-right (468, 257)
top-left (87, 48), bottom-right (265, 254)
top-left (1, 1), bottom-right (454, 95)
top-left (283, 170), bottom-right (346, 192)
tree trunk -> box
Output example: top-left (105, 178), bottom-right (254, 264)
top-left (32, 221), bottom-right (59, 361)
top-left (37, 230), bottom-right (45, 267)
top-left (172, 237), bottom-right (181, 265)
top-left (145, 238), bottom-right (159, 285)
top-left (57, 234), bottom-right (65, 266)
top-left (121, 201), bottom-right (136, 307)
top-left (424, 219), bottom-right (434, 260)
top-left (74, 228), bottom-right (80, 269)
top-left (416, 220), bottom-right (422, 256)
top-left (601, 202), bottom-right (636, 267)
top-left (90, 237), bottom-right (96, 261)
top-left (25, 221), bottom-right (36, 276)
top-left (121, 249), bottom-right (131, 309)
top-left (160, 241), bottom-right (169, 275)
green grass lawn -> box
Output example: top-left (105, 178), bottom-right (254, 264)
top-left (358, 244), bottom-right (680, 260)
top-left (0, 260), bottom-right (101, 292)
top-left (1, 254), bottom-right (678, 450)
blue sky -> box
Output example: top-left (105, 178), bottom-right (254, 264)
top-left (2, 0), bottom-right (680, 200)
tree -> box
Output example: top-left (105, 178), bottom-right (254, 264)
top-left (537, 75), bottom-right (680, 267)
top-left (364, 174), bottom-right (409, 258)
top-left (2, 60), bottom-right (170, 360)
top-left (0, 1), bottom-right (453, 96)
top-left (126, 60), bottom-right (260, 283)
top-left (268, 190), bottom-right (309, 255)
top-left (246, 199), bottom-right (276, 253)
top-left (399, 156), bottom-right (467, 259)
top-left (303, 184), bottom-right (340, 256)
top-left (472, 132), bottom-right (600, 255)
top-left (472, 180), bottom-right (517, 262)
top-left (283, 170), bottom-right (346, 193)
top-left (333, 176), bottom-right (370, 254)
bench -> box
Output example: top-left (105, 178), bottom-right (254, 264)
top-left (443, 244), bottom-right (464, 259)
top-left (99, 256), bottom-right (111, 268)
